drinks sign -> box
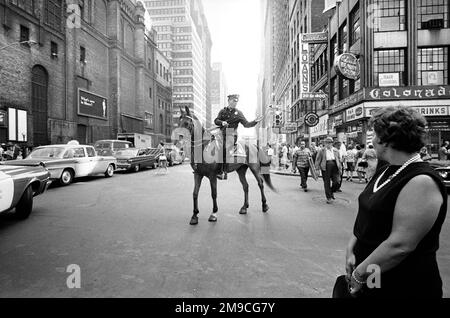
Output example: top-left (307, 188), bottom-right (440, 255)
top-left (335, 53), bottom-right (360, 80)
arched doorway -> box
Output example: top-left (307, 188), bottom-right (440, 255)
top-left (31, 65), bottom-right (49, 146)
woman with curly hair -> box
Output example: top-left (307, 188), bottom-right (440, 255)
top-left (344, 106), bottom-right (447, 298)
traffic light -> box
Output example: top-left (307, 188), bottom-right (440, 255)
top-left (274, 111), bottom-right (283, 127)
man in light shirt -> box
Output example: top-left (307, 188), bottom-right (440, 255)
top-left (315, 137), bottom-right (343, 204)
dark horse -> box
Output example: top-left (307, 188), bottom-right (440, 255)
top-left (178, 106), bottom-right (276, 225)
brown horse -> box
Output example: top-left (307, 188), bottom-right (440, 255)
top-left (178, 106), bottom-right (276, 225)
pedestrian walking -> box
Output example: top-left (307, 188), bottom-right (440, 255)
top-left (344, 106), bottom-right (447, 298)
top-left (355, 144), bottom-right (367, 183)
top-left (362, 144), bottom-right (378, 181)
top-left (157, 142), bottom-right (169, 174)
top-left (281, 144), bottom-right (289, 170)
top-left (438, 141), bottom-right (449, 160)
top-left (420, 146), bottom-right (432, 161)
top-left (315, 137), bottom-right (343, 204)
top-left (310, 142), bottom-right (318, 163)
top-left (336, 141), bottom-right (347, 192)
top-left (345, 145), bottom-right (357, 181)
top-left (292, 141), bottom-right (311, 192)
top-left (267, 144), bottom-right (274, 168)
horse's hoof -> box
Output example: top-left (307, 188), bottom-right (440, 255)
top-left (190, 216), bottom-right (199, 225)
top-left (208, 215), bottom-right (217, 222)
top-left (262, 205), bottom-right (269, 213)
top-left (239, 209), bottom-right (247, 215)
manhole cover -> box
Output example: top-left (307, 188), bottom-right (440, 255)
top-left (312, 196), bottom-right (351, 205)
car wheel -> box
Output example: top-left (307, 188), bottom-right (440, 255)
top-left (105, 164), bottom-right (114, 177)
top-left (15, 186), bottom-right (33, 220)
top-left (60, 169), bottom-right (74, 186)
top-left (133, 165), bottom-right (140, 173)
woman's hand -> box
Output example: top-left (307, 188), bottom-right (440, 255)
top-left (349, 269), bottom-right (365, 297)
top-left (345, 249), bottom-right (356, 281)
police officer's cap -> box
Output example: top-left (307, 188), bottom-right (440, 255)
top-left (228, 94), bottom-right (240, 101)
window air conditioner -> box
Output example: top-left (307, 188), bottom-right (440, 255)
top-left (422, 19), bottom-right (444, 29)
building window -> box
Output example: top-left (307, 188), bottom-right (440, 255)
top-left (339, 21), bottom-right (348, 53)
top-left (80, 46), bottom-right (86, 63)
top-left (418, 47), bottom-right (449, 85)
top-left (145, 112), bottom-right (153, 128)
top-left (149, 87), bottom-right (152, 99)
top-left (339, 77), bottom-right (350, 100)
top-left (45, 0), bottom-right (62, 30)
top-left (330, 76), bottom-right (338, 106)
top-left (20, 25), bottom-right (30, 45)
top-left (51, 41), bottom-right (58, 58)
top-left (159, 114), bottom-right (164, 134)
top-left (374, 49), bottom-right (407, 86)
top-left (330, 36), bottom-right (338, 67)
top-left (418, 0), bottom-right (449, 29)
top-left (350, 2), bottom-right (361, 46)
top-left (373, 0), bottom-right (406, 32)
top-left (11, 0), bottom-right (36, 15)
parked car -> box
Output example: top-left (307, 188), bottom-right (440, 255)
top-left (94, 140), bottom-right (132, 156)
top-left (1, 141), bottom-right (117, 186)
top-left (115, 148), bottom-right (160, 172)
top-left (429, 160), bottom-right (450, 191)
top-left (163, 144), bottom-right (184, 166)
top-left (0, 164), bottom-right (51, 219)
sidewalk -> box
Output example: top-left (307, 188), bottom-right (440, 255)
top-left (270, 168), bottom-right (369, 185)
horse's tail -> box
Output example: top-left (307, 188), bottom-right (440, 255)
top-left (262, 173), bottom-right (277, 193)
top-left (257, 146), bottom-right (278, 193)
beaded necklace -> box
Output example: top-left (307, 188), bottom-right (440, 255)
top-left (373, 154), bottom-right (422, 193)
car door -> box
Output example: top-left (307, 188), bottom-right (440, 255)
top-left (72, 147), bottom-right (91, 177)
top-left (86, 146), bottom-right (107, 175)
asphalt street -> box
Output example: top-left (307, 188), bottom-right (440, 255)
top-left (0, 164), bottom-right (449, 298)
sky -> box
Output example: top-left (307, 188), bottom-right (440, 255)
top-left (202, 0), bottom-right (263, 126)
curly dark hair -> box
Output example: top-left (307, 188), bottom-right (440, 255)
top-left (369, 106), bottom-right (427, 153)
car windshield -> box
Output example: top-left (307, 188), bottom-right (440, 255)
top-left (29, 147), bottom-right (65, 159)
top-left (116, 149), bottom-right (139, 157)
top-left (94, 142), bottom-right (111, 150)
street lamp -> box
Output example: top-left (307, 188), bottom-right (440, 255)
top-left (0, 40), bottom-right (38, 51)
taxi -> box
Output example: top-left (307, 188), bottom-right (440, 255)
top-left (1, 141), bottom-right (117, 186)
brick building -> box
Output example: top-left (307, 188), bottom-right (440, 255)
top-left (0, 0), bottom-right (173, 148)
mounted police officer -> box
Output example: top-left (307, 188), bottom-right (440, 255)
top-left (214, 94), bottom-right (263, 180)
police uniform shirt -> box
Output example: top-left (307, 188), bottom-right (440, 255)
top-left (214, 107), bottom-right (257, 130)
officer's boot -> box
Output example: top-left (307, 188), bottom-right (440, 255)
top-left (217, 163), bottom-right (228, 180)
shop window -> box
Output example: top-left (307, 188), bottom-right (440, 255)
top-left (418, 47), bottom-right (449, 85)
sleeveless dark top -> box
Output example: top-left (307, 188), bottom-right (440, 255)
top-left (353, 162), bottom-right (447, 298)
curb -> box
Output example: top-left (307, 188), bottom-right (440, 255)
top-left (270, 170), bottom-right (322, 179)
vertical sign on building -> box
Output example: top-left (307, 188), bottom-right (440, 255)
top-left (299, 39), bottom-right (311, 100)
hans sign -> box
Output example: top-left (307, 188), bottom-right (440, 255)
top-left (335, 53), bottom-right (360, 80)
top-left (346, 105), bottom-right (364, 122)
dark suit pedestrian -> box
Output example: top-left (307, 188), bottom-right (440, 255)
top-left (315, 137), bottom-right (343, 204)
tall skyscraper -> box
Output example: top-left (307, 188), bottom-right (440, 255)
top-left (144, 0), bottom-right (212, 126)
top-left (211, 62), bottom-right (228, 124)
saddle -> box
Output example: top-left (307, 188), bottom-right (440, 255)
top-left (205, 131), bottom-right (247, 160)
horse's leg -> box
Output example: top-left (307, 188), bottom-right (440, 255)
top-left (237, 166), bottom-right (249, 215)
top-left (208, 176), bottom-right (218, 222)
top-left (190, 173), bottom-right (204, 225)
top-left (249, 164), bottom-right (269, 213)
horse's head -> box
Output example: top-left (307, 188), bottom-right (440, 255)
top-left (178, 106), bottom-right (195, 133)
